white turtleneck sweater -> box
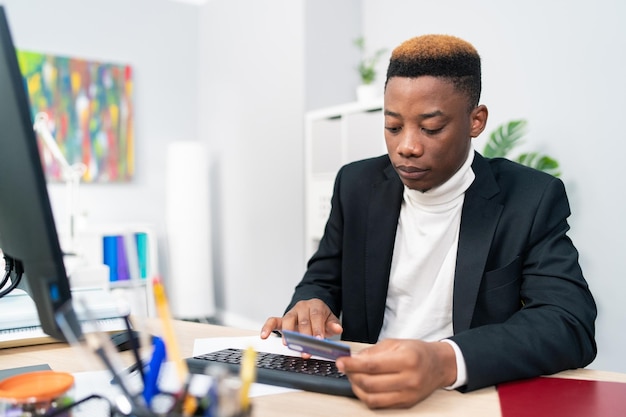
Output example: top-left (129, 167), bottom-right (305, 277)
top-left (378, 146), bottom-right (475, 388)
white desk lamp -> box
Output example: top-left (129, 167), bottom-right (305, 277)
top-left (32, 112), bottom-right (86, 255)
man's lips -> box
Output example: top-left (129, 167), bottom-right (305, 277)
top-left (396, 165), bottom-right (428, 180)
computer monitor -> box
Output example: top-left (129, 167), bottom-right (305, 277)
top-left (0, 5), bottom-right (81, 341)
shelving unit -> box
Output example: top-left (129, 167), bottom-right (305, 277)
top-left (304, 99), bottom-right (385, 259)
top-left (63, 223), bottom-right (159, 317)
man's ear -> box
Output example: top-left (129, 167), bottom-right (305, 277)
top-left (470, 105), bottom-right (488, 138)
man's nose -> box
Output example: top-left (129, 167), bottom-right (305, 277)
top-left (397, 130), bottom-right (424, 157)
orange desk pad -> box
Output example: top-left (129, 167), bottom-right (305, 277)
top-left (497, 376), bottom-right (626, 417)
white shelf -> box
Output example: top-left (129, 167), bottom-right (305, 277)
top-left (61, 223), bottom-right (159, 317)
top-left (304, 100), bottom-right (386, 258)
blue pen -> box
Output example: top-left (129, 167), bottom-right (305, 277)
top-left (143, 336), bottom-right (166, 405)
top-left (203, 382), bottom-right (218, 417)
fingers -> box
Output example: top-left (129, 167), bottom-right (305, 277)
top-left (260, 299), bottom-right (343, 340)
top-left (337, 353), bottom-right (423, 409)
top-left (345, 367), bottom-right (435, 409)
top-left (282, 301), bottom-right (317, 336)
top-left (351, 384), bottom-right (428, 410)
top-left (306, 301), bottom-right (331, 338)
top-left (325, 316), bottom-right (344, 337)
top-left (335, 340), bottom-right (453, 409)
top-left (336, 341), bottom-right (402, 375)
top-left (283, 299), bottom-right (341, 339)
top-left (260, 317), bottom-right (282, 339)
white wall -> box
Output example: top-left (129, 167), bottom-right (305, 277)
top-left (304, 0), bottom-right (362, 110)
top-left (196, 0), bottom-right (307, 327)
top-left (361, 0), bottom-right (626, 373)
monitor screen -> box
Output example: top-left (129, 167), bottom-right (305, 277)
top-left (0, 5), bottom-right (81, 341)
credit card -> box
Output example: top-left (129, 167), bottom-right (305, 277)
top-left (282, 329), bottom-right (351, 360)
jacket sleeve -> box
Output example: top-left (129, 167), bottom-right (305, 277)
top-left (450, 177), bottom-right (597, 391)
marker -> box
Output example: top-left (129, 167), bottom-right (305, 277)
top-left (142, 336), bottom-right (165, 405)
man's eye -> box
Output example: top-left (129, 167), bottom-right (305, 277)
top-left (385, 126), bottom-right (401, 134)
top-left (422, 127), bottom-right (443, 135)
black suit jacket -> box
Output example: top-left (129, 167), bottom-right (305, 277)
top-left (288, 152), bottom-right (596, 391)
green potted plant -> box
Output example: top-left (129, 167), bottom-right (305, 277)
top-left (483, 119), bottom-right (561, 177)
top-left (353, 36), bottom-right (387, 101)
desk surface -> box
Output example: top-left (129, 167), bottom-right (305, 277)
top-left (1, 320), bottom-right (624, 416)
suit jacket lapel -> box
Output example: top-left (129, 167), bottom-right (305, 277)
top-left (361, 154), bottom-right (502, 339)
top-left (364, 164), bottom-right (403, 342)
top-left (453, 153), bottom-right (502, 333)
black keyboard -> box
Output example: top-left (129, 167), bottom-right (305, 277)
top-left (186, 348), bottom-right (355, 397)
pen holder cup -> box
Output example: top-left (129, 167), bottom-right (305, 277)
top-left (0, 371), bottom-right (75, 416)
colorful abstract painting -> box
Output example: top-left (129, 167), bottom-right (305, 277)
top-left (17, 50), bottom-right (134, 182)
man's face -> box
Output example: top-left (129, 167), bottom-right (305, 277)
top-left (384, 76), bottom-right (487, 192)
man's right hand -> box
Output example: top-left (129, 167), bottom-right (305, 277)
top-left (260, 298), bottom-right (343, 340)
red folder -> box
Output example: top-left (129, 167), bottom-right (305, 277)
top-left (497, 376), bottom-right (626, 417)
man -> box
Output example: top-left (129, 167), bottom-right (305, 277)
top-left (261, 34), bottom-right (596, 409)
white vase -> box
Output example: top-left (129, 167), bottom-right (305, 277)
top-left (356, 84), bottom-right (379, 102)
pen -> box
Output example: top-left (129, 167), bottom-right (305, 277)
top-left (204, 381), bottom-right (218, 417)
top-left (181, 381), bottom-right (198, 416)
top-left (152, 277), bottom-right (197, 415)
top-left (71, 298), bottom-right (147, 413)
top-left (239, 345), bottom-right (257, 412)
top-left (142, 335), bottom-right (166, 405)
top-left (123, 315), bottom-right (145, 383)
top-left (84, 331), bottom-right (145, 411)
top-left (152, 277), bottom-right (189, 385)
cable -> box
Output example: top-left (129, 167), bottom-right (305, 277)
top-left (0, 253), bottom-right (12, 291)
top-left (0, 254), bottom-right (23, 298)
top-left (46, 393), bottom-right (115, 417)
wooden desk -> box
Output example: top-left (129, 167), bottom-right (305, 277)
top-left (1, 320), bottom-right (625, 416)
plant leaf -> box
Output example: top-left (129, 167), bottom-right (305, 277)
top-left (516, 152), bottom-right (561, 177)
top-left (353, 36), bottom-right (387, 84)
top-left (483, 119), bottom-right (528, 158)
top-left (353, 36), bottom-right (365, 50)
top-left (484, 119), bottom-right (561, 177)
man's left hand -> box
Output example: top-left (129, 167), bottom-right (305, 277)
top-left (335, 339), bottom-right (457, 409)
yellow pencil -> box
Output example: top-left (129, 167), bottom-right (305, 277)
top-left (239, 345), bottom-right (257, 412)
top-left (152, 277), bottom-right (189, 384)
